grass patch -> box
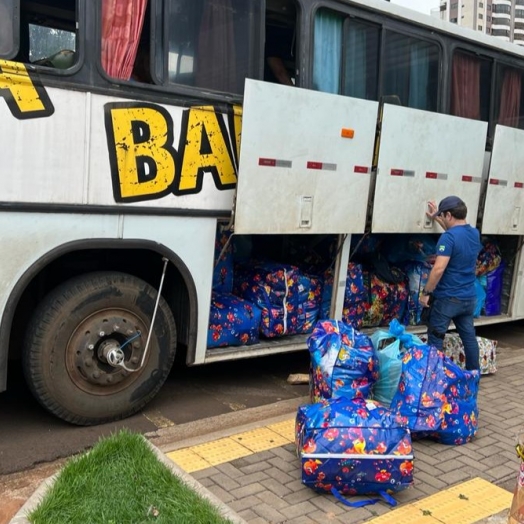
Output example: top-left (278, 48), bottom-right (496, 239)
top-left (28, 429), bottom-right (233, 524)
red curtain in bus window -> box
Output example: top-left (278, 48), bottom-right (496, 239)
top-left (101, 0), bottom-right (148, 80)
top-left (451, 53), bottom-right (480, 120)
top-left (195, 0), bottom-right (236, 92)
top-left (499, 69), bottom-right (521, 128)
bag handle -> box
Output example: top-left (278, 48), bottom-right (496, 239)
top-left (330, 487), bottom-right (398, 508)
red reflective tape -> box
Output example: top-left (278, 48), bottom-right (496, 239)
top-left (354, 166), bottom-right (369, 174)
top-left (391, 169), bottom-right (404, 176)
top-left (259, 158), bottom-right (276, 167)
top-left (307, 161), bottom-right (323, 170)
top-left (515, 182), bottom-right (524, 189)
top-left (490, 178), bottom-right (500, 185)
top-left (426, 172), bottom-right (438, 179)
top-left (462, 175), bottom-right (473, 182)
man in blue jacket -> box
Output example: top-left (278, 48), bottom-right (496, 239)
top-left (420, 196), bottom-right (482, 370)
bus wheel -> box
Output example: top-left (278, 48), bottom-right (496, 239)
top-left (22, 271), bottom-right (177, 426)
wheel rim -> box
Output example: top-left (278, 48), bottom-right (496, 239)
top-left (66, 308), bottom-right (151, 394)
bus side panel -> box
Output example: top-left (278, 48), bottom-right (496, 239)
top-left (372, 105), bottom-right (487, 233)
top-left (234, 80), bottom-right (379, 235)
top-left (483, 125), bottom-right (524, 235)
top-left (0, 89), bottom-right (87, 204)
top-left (88, 93), bottom-right (236, 212)
top-left (122, 215), bottom-right (216, 365)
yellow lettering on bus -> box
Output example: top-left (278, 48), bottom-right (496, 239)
top-left (176, 106), bottom-right (237, 195)
top-left (105, 103), bottom-right (177, 203)
top-left (0, 60), bottom-right (54, 119)
top-left (230, 105), bottom-right (242, 164)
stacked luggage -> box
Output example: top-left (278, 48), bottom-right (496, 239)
top-left (296, 318), bottom-right (481, 506)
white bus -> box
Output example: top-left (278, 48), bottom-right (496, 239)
top-left (1, 0), bottom-right (523, 425)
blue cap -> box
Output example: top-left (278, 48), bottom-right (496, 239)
top-left (432, 196), bottom-right (465, 217)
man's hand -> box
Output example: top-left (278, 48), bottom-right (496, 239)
top-left (427, 201), bottom-right (447, 230)
top-left (427, 201), bottom-right (438, 218)
top-left (419, 294), bottom-right (431, 308)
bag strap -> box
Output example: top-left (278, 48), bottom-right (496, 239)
top-left (330, 487), bottom-right (398, 508)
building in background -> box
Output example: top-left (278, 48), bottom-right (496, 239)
top-left (435, 0), bottom-right (524, 46)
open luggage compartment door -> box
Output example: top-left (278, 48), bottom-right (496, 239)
top-left (482, 125), bottom-right (524, 235)
top-left (233, 80), bottom-right (378, 234)
top-left (372, 104), bottom-right (487, 233)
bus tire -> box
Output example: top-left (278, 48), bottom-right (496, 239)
top-left (22, 271), bottom-right (177, 426)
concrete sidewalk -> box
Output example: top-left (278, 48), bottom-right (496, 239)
top-left (159, 342), bottom-right (524, 524)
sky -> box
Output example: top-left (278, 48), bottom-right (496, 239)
top-left (390, 0), bottom-right (440, 15)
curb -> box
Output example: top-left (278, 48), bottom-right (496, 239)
top-left (8, 437), bottom-right (247, 524)
top-left (146, 395), bottom-right (309, 450)
top-left (9, 473), bottom-right (58, 524)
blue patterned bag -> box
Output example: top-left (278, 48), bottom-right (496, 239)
top-left (308, 320), bottom-right (378, 403)
top-left (212, 226), bottom-right (233, 293)
top-left (296, 397), bottom-right (414, 500)
top-left (426, 360), bottom-right (479, 445)
top-left (390, 344), bottom-right (449, 433)
top-left (235, 263), bottom-right (322, 338)
top-left (207, 293), bottom-right (261, 348)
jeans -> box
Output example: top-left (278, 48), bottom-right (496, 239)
top-left (428, 296), bottom-right (479, 371)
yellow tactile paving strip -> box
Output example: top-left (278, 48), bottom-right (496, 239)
top-left (166, 419), bottom-right (513, 524)
top-left (166, 418), bottom-right (295, 473)
top-left (366, 477), bottom-right (513, 524)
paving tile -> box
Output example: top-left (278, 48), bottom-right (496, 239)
top-left (209, 472), bottom-right (241, 491)
top-left (280, 500), bottom-right (318, 519)
top-left (413, 470), bottom-right (448, 490)
top-left (230, 482), bottom-right (265, 500)
top-left (270, 445), bottom-right (299, 463)
top-left (228, 494), bottom-right (261, 513)
top-left (252, 502), bottom-right (288, 522)
top-left (437, 467), bottom-right (475, 485)
top-left (267, 456), bottom-right (298, 473)
top-left (237, 508), bottom-right (258, 521)
top-left (206, 484), bottom-right (236, 504)
top-left (260, 477), bottom-right (293, 497)
top-left (238, 461), bottom-right (272, 475)
top-left (264, 465), bottom-right (296, 485)
top-left (255, 489), bottom-right (289, 510)
top-left (283, 487), bottom-right (320, 505)
top-left (309, 494), bottom-right (346, 515)
top-left (214, 462), bottom-right (246, 480)
top-left (282, 516), bottom-right (318, 524)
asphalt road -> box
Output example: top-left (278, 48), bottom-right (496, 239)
top-left (0, 320), bottom-right (522, 477)
top-left (0, 348), bottom-right (311, 475)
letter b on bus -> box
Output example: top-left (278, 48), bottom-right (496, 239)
top-left (105, 103), bottom-right (177, 202)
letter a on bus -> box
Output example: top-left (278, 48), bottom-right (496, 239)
top-left (0, 60), bottom-right (54, 119)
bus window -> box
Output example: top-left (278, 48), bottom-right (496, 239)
top-left (495, 64), bottom-right (524, 129)
top-left (343, 20), bottom-right (379, 101)
top-left (24, 0), bottom-right (77, 69)
top-left (382, 31), bottom-right (439, 111)
top-left (265, 0), bottom-right (297, 86)
top-left (161, 0), bottom-right (262, 95)
top-left (0, 0), bottom-right (19, 59)
top-left (313, 9), bottom-right (379, 100)
top-left (313, 9), bottom-right (343, 94)
top-left (451, 50), bottom-right (491, 121)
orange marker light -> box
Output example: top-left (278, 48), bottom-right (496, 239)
top-left (341, 128), bottom-right (355, 139)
